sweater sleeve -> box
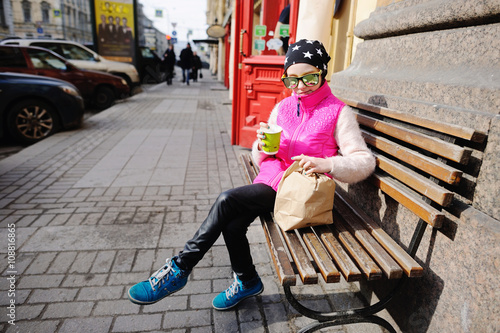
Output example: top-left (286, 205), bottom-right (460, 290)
top-left (327, 105), bottom-right (376, 183)
top-left (251, 102), bottom-right (280, 166)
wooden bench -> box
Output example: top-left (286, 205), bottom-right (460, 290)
top-left (239, 99), bottom-right (487, 333)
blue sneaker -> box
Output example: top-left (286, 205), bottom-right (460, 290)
top-left (128, 257), bottom-right (190, 305)
top-left (212, 273), bottom-right (264, 310)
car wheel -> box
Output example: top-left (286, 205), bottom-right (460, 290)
top-left (93, 86), bottom-right (115, 110)
top-left (7, 99), bottom-right (60, 144)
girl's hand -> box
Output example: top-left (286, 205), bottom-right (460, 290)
top-left (292, 155), bottom-right (332, 174)
top-left (256, 122), bottom-right (270, 150)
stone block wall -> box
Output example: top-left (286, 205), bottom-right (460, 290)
top-left (330, 0), bottom-right (500, 332)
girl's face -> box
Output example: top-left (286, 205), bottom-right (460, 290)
top-left (284, 63), bottom-right (323, 96)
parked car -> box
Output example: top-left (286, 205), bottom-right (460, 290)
top-left (0, 45), bottom-right (130, 110)
top-left (0, 72), bottom-right (84, 144)
top-left (138, 46), bottom-right (166, 84)
top-left (0, 38), bottom-right (140, 87)
top-left (85, 44), bottom-right (166, 84)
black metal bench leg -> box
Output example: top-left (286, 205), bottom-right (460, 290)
top-left (298, 314), bottom-right (397, 333)
top-left (284, 278), bottom-right (406, 332)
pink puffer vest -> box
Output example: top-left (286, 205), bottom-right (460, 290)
top-left (253, 83), bottom-right (345, 191)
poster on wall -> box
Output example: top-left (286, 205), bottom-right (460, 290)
top-left (94, 0), bottom-right (135, 64)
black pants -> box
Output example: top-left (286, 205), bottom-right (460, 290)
top-left (191, 69), bottom-right (198, 82)
top-left (177, 183), bottom-right (276, 281)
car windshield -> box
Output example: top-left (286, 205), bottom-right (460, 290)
top-left (61, 44), bottom-right (96, 61)
top-left (31, 42), bottom-right (96, 61)
top-left (141, 48), bottom-right (155, 59)
top-left (27, 49), bottom-right (67, 70)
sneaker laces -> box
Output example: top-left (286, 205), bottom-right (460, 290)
top-left (225, 273), bottom-right (241, 299)
top-left (148, 259), bottom-right (174, 291)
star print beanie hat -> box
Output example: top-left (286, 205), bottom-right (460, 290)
top-left (284, 39), bottom-right (331, 78)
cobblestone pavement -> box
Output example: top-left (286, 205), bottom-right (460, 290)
top-left (0, 75), bottom-right (385, 333)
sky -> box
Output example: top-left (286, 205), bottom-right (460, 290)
top-left (138, 0), bottom-right (209, 41)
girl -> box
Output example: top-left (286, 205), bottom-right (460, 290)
top-left (128, 39), bottom-right (375, 310)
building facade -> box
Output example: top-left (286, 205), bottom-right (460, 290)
top-left (0, 0), bottom-right (92, 42)
top-left (0, 0), bottom-right (166, 52)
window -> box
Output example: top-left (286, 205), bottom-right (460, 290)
top-left (22, 0), bottom-right (32, 22)
top-left (0, 1), bottom-right (6, 27)
top-left (41, 1), bottom-right (51, 23)
top-left (26, 48), bottom-right (67, 71)
top-left (66, 7), bottom-right (71, 26)
top-left (33, 43), bottom-right (95, 61)
top-left (0, 47), bottom-right (28, 67)
top-left (31, 43), bottom-right (62, 56)
top-left (60, 44), bottom-right (95, 61)
top-left (141, 47), bottom-right (155, 59)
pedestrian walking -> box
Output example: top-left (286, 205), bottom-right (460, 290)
top-left (192, 51), bottom-right (202, 82)
top-left (179, 43), bottom-right (193, 85)
top-left (127, 39), bottom-right (376, 310)
top-left (162, 44), bottom-right (176, 85)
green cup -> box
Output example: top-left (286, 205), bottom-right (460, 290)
top-left (262, 124), bottom-right (282, 155)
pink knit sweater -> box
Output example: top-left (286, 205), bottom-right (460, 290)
top-left (252, 83), bottom-right (375, 190)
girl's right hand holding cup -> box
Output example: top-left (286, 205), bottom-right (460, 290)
top-left (256, 122), bottom-right (270, 150)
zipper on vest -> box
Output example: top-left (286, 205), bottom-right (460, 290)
top-left (297, 97), bottom-right (301, 117)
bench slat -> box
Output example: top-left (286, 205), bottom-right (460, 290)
top-left (343, 98), bottom-right (487, 143)
top-left (362, 130), bottom-right (462, 185)
top-left (356, 113), bottom-right (472, 164)
top-left (281, 229), bottom-right (318, 284)
top-left (333, 199), bottom-right (403, 279)
top-left (261, 214), bottom-right (297, 286)
top-left (372, 173), bottom-right (444, 228)
top-left (240, 154), bottom-right (258, 182)
top-left (314, 225), bottom-right (363, 282)
top-left (329, 215), bottom-right (383, 280)
top-left (334, 190), bottom-right (423, 278)
top-left (375, 153), bottom-right (454, 207)
top-left (298, 228), bottom-right (341, 283)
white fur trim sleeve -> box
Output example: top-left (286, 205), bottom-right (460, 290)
top-left (251, 103), bottom-right (280, 166)
top-left (327, 105), bottom-right (376, 183)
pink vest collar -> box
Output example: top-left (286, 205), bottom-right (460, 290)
top-left (293, 82), bottom-right (332, 114)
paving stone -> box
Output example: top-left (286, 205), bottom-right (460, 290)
top-left (24, 252), bottom-right (57, 274)
top-left (91, 251), bottom-right (116, 273)
top-left (70, 251), bottom-right (98, 274)
top-left (59, 317), bottom-right (113, 333)
top-left (141, 295), bottom-right (188, 312)
top-left (21, 225), bottom-right (162, 251)
top-left (240, 321), bottom-right (267, 333)
top-left (47, 252), bottom-right (78, 274)
top-left (112, 314), bottom-right (163, 332)
top-left (18, 274), bottom-right (65, 289)
top-left (213, 309), bottom-right (239, 332)
top-left (14, 304), bottom-right (45, 321)
top-left (28, 288), bottom-right (78, 303)
top-left (43, 301), bottom-right (94, 319)
top-left (5, 320), bottom-right (59, 333)
top-left (112, 250), bottom-right (135, 272)
top-left (163, 309), bottom-right (212, 329)
top-left (77, 286), bottom-right (123, 301)
top-left (93, 300), bottom-right (140, 316)
top-left (62, 273), bottom-right (108, 287)
top-left (131, 249), bottom-right (155, 272)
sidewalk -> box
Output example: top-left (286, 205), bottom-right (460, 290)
top-left (0, 74), bottom-right (380, 333)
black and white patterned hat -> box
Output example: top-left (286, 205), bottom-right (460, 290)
top-left (284, 39), bottom-right (331, 78)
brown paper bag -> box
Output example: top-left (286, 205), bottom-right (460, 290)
top-left (274, 161), bottom-right (335, 231)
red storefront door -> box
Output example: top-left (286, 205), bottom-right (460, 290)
top-left (231, 0), bottom-right (297, 148)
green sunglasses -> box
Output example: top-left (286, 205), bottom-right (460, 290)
top-left (281, 70), bottom-right (322, 89)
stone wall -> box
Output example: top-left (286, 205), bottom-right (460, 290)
top-left (330, 0), bottom-right (500, 332)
